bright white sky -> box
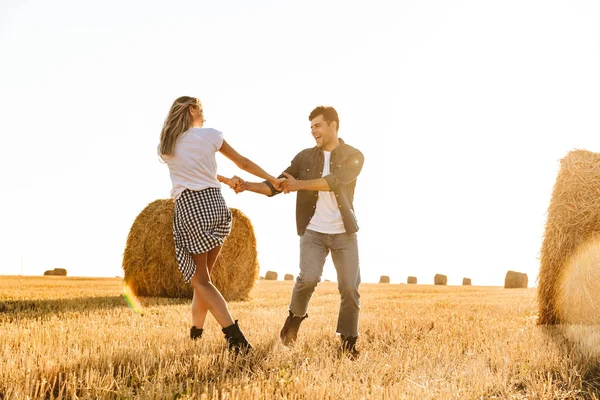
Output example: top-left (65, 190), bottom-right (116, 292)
top-left (1, 0), bottom-right (599, 286)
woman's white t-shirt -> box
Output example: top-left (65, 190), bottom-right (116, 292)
top-left (160, 127), bottom-right (224, 199)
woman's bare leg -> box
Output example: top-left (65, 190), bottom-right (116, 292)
top-left (190, 249), bottom-right (234, 328)
top-left (191, 246), bottom-right (223, 328)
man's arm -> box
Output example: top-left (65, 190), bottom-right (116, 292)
top-left (281, 173), bottom-right (330, 193)
top-left (236, 180), bottom-right (273, 196)
top-left (322, 149), bottom-right (364, 191)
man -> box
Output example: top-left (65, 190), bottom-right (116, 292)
top-left (234, 106), bottom-right (364, 357)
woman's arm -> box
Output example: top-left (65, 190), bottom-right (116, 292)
top-left (219, 140), bottom-right (283, 186)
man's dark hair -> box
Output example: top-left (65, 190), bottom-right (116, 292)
top-left (309, 106), bottom-right (339, 132)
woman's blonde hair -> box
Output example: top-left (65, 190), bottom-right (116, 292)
top-left (159, 96), bottom-right (202, 156)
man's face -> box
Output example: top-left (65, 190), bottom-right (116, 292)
top-left (310, 114), bottom-right (336, 149)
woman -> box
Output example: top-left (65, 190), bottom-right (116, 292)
top-left (159, 96), bottom-right (283, 353)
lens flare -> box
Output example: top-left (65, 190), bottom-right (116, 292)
top-left (122, 285), bottom-right (144, 314)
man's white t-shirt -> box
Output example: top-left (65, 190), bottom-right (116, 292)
top-left (306, 151), bottom-right (346, 234)
top-left (160, 127), bottom-right (223, 199)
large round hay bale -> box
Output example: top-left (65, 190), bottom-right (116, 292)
top-left (504, 270), bottom-right (527, 288)
top-left (379, 275), bottom-right (390, 283)
top-left (539, 150), bottom-right (600, 325)
top-left (122, 199), bottom-right (259, 300)
top-left (462, 278), bottom-right (471, 286)
top-left (284, 274), bottom-right (294, 281)
top-left (53, 268), bottom-right (67, 276)
top-left (407, 276), bottom-right (417, 284)
top-left (265, 271), bottom-right (278, 280)
top-left (434, 274), bottom-right (447, 285)
top-left (43, 270), bottom-right (55, 276)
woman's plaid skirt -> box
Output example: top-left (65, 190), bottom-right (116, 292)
top-left (173, 187), bottom-right (232, 283)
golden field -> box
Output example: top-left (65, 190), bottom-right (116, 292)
top-left (1, 276), bottom-right (599, 399)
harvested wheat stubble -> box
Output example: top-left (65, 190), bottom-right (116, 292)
top-left (122, 199), bottom-right (259, 300)
top-left (265, 271), bottom-right (278, 280)
top-left (539, 150), bottom-right (600, 325)
top-left (462, 278), bottom-right (471, 286)
top-left (434, 274), bottom-right (447, 285)
top-left (284, 274), bottom-right (294, 281)
top-left (504, 270), bottom-right (528, 289)
top-left (407, 276), bottom-right (417, 284)
top-left (379, 275), bottom-right (390, 283)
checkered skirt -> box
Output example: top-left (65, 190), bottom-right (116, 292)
top-left (173, 187), bottom-right (232, 282)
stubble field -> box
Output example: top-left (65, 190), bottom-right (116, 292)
top-left (1, 276), bottom-right (599, 399)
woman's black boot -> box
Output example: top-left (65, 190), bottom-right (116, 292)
top-left (190, 326), bottom-right (204, 340)
top-left (222, 320), bottom-right (252, 354)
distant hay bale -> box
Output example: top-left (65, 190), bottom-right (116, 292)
top-left (284, 274), bottom-right (294, 281)
top-left (407, 276), bottom-right (417, 284)
top-left (434, 274), bottom-right (447, 285)
top-left (504, 270), bottom-right (528, 288)
top-left (539, 150), bottom-right (600, 325)
top-left (122, 199), bottom-right (259, 301)
top-left (265, 271), bottom-right (278, 280)
top-left (462, 278), bottom-right (471, 286)
top-left (43, 268), bottom-right (67, 276)
top-left (379, 275), bottom-right (390, 283)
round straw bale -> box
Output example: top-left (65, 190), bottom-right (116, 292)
top-left (539, 150), bottom-right (600, 324)
top-left (504, 270), bottom-right (527, 288)
top-left (43, 270), bottom-right (55, 276)
top-left (407, 276), bottom-right (417, 284)
top-left (53, 268), bottom-right (67, 276)
top-left (555, 237), bottom-right (600, 324)
top-left (462, 278), bottom-right (471, 286)
top-left (434, 274), bottom-right (447, 285)
top-left (265, 271), bottom-right (278, 280)
top-left (379, 275), bottom-right (390, 283)
top-left (122, 199), bottom-right (259, 300)
top-left (284, 274), bottom-right (294, 281)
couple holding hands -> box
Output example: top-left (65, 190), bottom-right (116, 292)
top-left (159, 97), bottom-right (364, 357)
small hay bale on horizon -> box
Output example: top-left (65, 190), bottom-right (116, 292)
top-left (462, 278), bottom-right (471, 286)
top-left (434, 274), bottom-right (447, 285)
top-left (122, 199), bottom-right (259, 301)
top-left (539, 150), bottom-right (600, 325)
top-left (504, 270), bottom-right (528, 288)
top-left (53, 268), bottom-right (67, 276)
top-left (43, 270), bottom-right (55, 276)
top-left (407, 276), bottom-right (417, 284)
top-left (284, 274), bottom-right (294, 281)
top-left (379, 275), bottom-right (390, 283)
top-left (265, 271), bottom-right (278, 280)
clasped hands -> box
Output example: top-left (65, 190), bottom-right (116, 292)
top-left (224, 172), bottom-right (298, 194)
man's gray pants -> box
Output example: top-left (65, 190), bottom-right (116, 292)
top-left (288, 229), bottom-right (361, 337)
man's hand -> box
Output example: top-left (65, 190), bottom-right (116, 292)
top-left (281, 172), bottom-right (301, 193)
top-left (231, 175), bottom-right (247, 193)
top-left (271, 177), bottom-right (287, 192)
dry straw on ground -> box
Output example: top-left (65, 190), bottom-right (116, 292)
top-left (407, 276), bottom-right (417, 284)
top-left (539, 150), bottom-right (600, 325)
top-left (434, 274), bottom-right (447, 285)
top-left (284, 274), bottom-right (294, 281)
top-left (265, 271), bottom-right (278, 280)
top-left (462, 278), bottom-right (471, 286)
top-left (122, 199), bottom-right (259, 300)
top-left (379, 275), bottom-right (390, 283)
top-left (504, 271), bottom-right (528, 289)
